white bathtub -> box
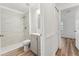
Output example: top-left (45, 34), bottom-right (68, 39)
top-left (0, 42), bottom-right (23, 55)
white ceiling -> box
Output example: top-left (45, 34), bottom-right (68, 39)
top-left (0, 3), bottom-right (79, 13)
top-left (56, 3), bottom-right (79, 10)
top-left (0, 3), bottom-right (40, 13)
top-left (0, 3), bottom-right (29, 13)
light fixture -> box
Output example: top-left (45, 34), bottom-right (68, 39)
top-left (36, 9), bottom-right (40, 15)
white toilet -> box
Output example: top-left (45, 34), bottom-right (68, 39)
top-left (23, 40), bottom-right (31, 52)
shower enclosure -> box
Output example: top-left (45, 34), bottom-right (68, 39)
top-left (0, 6), bottom-right (26, 54)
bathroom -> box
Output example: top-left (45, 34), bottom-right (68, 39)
top-left (0, 3), bottom-right (41, 56)
top-left (0, 3), bottom-right (79, 56)
top-left (0, 3), bottom-right (59, 56)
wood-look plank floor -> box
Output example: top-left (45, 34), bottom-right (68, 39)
top-left (1, 47), bottom-right (35, 56)
top-left (2, 38), bottom-right (79, 56)
top-left (17, 50), bottom-right (35, 56)
top-left (56, 38), bottom-right (79, 56)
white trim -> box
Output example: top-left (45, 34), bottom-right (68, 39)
top-left (0, 5), bottom-right (24, 14)
top-left (62, 5), bottom-right (79, 10)
top-left (40, 6), bottom-right (45, 56)
top-left (29, 7), bottom-right (32, 34)
top-left (58, 10), bottom-right (62, 49)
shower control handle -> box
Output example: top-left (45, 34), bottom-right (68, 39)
top-left (0, 35), bottom-right (4, 37)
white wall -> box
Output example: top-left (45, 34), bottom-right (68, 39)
top-left (29, 4), bottom-right (40, 34)
top-left (30, 8), bottom-right (37, 33)
top-left (40, 3), bottom-right (59, 56)
top-left (61, 8), bottom-right (75, 38)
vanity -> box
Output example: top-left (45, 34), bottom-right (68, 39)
top-left (30, 33), bottom-right (41, 56)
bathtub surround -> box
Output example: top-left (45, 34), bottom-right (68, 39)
top-left (0, 4), bottom-right (29, 55)
top-left (0, 7), bottom-right (25, 47)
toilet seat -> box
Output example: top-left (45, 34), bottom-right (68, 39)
top-left (23, 40), bottom-right (31, 45)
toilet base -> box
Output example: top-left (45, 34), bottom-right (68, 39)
top-left (24, 46), bottom-right (29, 52)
